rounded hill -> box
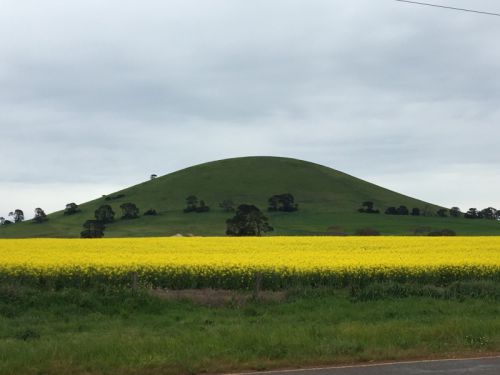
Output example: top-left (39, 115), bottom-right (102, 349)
top-left (2, 156), bottom-right (499, 237)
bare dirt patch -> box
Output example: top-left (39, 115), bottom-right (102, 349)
top-left (151, 288), bottom-right (287, 307)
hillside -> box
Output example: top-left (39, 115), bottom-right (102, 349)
top-left (1, 156), bottom-right (499, 237)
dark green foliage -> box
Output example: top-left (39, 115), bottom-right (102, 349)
top-left (196, 200), bottom-right (210, 213)
top-left (184, 196), bottom-right (210, 213)
top-left (397, 205), bottom-right (409, 215)
top-left (104, 194), bottom-right (125, 201)
top-left (385, 207), bottom-right (397, 215)
top-left (144, 209), bottom-right (158, 216)
top-left (450, 207), bottom-right (461, 217)
top-left (385, 206), bottom-right (409, 215)
top-left (428, 228), bottom-right (457, 236)
top-left (358, 201), bottom-right (380, 214)
top-left (33, 208), bottom-right (48, 223)
top-left (120, 202), bottom-right (140, 219)
top-left (80, 220), bottom-right (105, 238)
top-left (8, 209), bottom-right (24, 223)
top-left (226, 204), bottom-right (273, 236)
top-left (268, 193), bottom-right (298, 212)
top-left (64, 202), bottom-right (80, 215)
top-left (354, 227), bottom-right (381, 236)
top-left (411, 208), bottom-right (420, 216)
top-left (465, 208), bottom-right (482, 219)
top-left (184, 195), bottom-right (198, 213)
top-left (94, 205), bottom-right (115, 223)
top-left (481, 207), bottom-right (498, 220)
top-left (437, 208), bottom-right (448, 217)
top-left (219, 199), bottom-right (235, 212)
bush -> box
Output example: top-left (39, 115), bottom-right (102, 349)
top-left (428, 229), bottom-right (456, 236)
top-left (326, 225), bottom-right (347, 236)
top-left (355, 227), bottom-right (380, 236)
top-left (144, 209), bottom-right (158, 216)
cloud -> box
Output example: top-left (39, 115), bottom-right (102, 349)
top-left (1, 0), bottom-right (499, 216)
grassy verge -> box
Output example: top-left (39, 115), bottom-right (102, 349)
top-left (0, 283), bottom-right (499, 375)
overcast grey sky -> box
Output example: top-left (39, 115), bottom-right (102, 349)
top-left (1, 0), bottom-right (499, 219)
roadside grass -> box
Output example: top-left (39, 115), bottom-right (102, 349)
top-left (0, 283), bottom-right (499, 375)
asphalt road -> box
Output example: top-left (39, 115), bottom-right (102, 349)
top-left (230, 356), bottom-right (500, 375)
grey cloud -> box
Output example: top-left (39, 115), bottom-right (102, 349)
top-left (1, 0), bottom-right (500, 216)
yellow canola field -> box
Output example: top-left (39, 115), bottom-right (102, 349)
top-left (0, 237), bottom-right (499, 288)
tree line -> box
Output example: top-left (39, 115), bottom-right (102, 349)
top-left (358, 201), bottom-right (499, 220)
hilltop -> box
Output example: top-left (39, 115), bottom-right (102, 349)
top-left (1, 156), bottom-right (499, 237)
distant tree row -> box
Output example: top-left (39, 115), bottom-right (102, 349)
top-left (357, 202), bottom-right (499, 220)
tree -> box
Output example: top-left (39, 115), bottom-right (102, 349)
top-left (436, 208), bottom-right (448, 218)
top-left (80, 220), bottom-right (105, 238)
top-left (358, 201), bottom-right (380, 214)
top-left (94, 205), bottom-right (115, 223)
top-left (464, 208), bottom-right (481, 219)
top-left (8, 209), bottom-right (24, 223)
top-left (450, 207), bottom-right (461, 218)
top-left (268, 193), bottom-right (298, 212)
top-left (184, 196), bottom-right (210, 213)
top-left (411, 208), bottom-right (421, 216)
top-left (226, 204), bottom-right (273, 236)
top-left (0, 217), bottom-right (4, 225)
top-left (481, 207), bottom-right (498, 220)
top-left (385, 207), bottom-right (397, 215)
top-left (396, 205), bottom-right (409, 215)
top-left (120, 202), bottom-right (139, 219)
top-left (144, 209), bottom-right (158, 216)
top-left (64, 203), bottom-right (80, 215)
top-left (184, 195), bottom-right (198, 213)
top-left (196, 200), bottom-right (210, 213)
top-left (33, 208), bottom-right (48, 223)
top-left (219, 199), bottom-right (235, 212)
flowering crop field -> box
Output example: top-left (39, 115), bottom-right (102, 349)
top-left (0, 237), bottom-right (499, 289)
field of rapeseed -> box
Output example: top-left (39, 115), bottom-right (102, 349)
top-left (0, 237), bottom-right (499, 289)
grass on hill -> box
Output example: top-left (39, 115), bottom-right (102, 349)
top-left (1, 156), bottom-right (499, 237)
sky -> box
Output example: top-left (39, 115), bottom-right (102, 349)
top-left (1, 0), bottom-right (500, 219)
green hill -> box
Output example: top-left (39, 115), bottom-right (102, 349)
top-left (1, 156), bottom-right (499, 237)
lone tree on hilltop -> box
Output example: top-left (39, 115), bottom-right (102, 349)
top-left (268, 193), bottom-right (298, 212)
top-left (95, 204), bottom-right (115, 223)
top-left (81, 220), bottom-right (105, 238)
top-left (226, 204), bottom-right (273, 236)
top-left (450, 207), bottom-right (461, 217)
top-left (33, 208), bottom-right (48, 223)
top-left (120, 202), bottom-right (139, 219)
top-left (64, 203), bottom-right (80, 215)
top-left (8, 209), bottom-right (24, 223)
